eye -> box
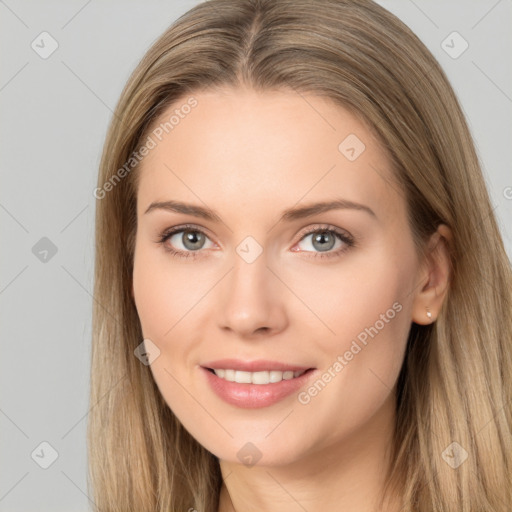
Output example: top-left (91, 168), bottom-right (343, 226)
top-left (157, 224), bottom-right (215, 259)
top-left (292, 224), bottom-right (355, 259)
top-left (156, 223), bottom-right (355, 260)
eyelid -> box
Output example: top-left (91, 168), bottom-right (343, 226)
top-left (159, 223), bottom-right (352, 243)
top-left (159, 223), bottom-right (216, 240)
top-left (294, 223), bottom-right (353, 244)
top-left (158, 223), bottom-right (218, 250)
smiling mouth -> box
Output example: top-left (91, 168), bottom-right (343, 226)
top-left (205, 367), bottom-right (314, 385)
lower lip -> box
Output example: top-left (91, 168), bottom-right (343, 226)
top-left (201, 367), bottom-right (316, 409)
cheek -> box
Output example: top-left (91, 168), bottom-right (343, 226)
top-left (132, 246), bottom-right (205, 419)
top-left (290, 240), bottom-right (414, 418)
top-left (132, 242), bottom-right (206, 340)
top-left (336, 244), bottom-right (414, 373)
top-left (132, 260), bottom-right (170, 340)
top-left (282, 235), bottom-right (414, 350)
top-left (132, 244), bottom-right (216, 393)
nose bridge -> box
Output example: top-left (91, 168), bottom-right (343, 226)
top-left (216, 240), bottom-right (287, 336)
top-left (230, 244), bottom-right (269, 293)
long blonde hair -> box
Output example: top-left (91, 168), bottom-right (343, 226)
top-left (88, 0), bottom-right (512, 510)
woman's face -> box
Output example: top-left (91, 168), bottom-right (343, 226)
top-left (132, 87), bottom-right (426, 467)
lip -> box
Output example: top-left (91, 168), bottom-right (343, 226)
top-left (201, 358), bottom-right (312, 372)
top-left (200, 364), bottom-right (317, 409)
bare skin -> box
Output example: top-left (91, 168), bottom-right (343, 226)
top-left (131, 86), bottom-right (452, 512)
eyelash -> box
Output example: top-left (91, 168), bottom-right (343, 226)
top-left (156, 223), bottom-right (355, 261)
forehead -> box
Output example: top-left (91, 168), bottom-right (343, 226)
top-left (136, 87), bottom-right (404, 224)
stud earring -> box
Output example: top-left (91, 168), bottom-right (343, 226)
top-left (426, 307), bottom-right (432, 320)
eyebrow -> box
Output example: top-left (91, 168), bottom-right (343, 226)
top-left (144, 198), bottom-right (376, 222)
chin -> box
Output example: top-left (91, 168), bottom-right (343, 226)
top-left (202, 435), bottom-right (307, 469)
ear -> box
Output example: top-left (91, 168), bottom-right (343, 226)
top-left (411, 224), bottom-right (452, 325)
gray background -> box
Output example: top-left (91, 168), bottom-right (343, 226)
top-left (1, 1), bottom-right (510, 510)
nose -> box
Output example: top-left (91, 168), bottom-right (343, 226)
top-left (216, 250), bottom-right (288, 339)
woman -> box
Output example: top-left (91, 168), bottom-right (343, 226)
top-left (88, 0), bottom-right (512, 510)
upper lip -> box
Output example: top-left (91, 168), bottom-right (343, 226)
top-left (201, 359), bottom-right (313, 372)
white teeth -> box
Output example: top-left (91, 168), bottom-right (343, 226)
top-left (235, 370), bottom-right (252, 384)
top-left (252, 371), bottom-right (270, 384)
top-left (212, 368), bottom-right (307, 384)
top-left (269, 371), bottom-right (282, 383)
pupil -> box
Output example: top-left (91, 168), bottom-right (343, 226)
top-left (314, 231), bottom-right (334, 252)
top-left (184, 230), bottom-right (204, 250)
